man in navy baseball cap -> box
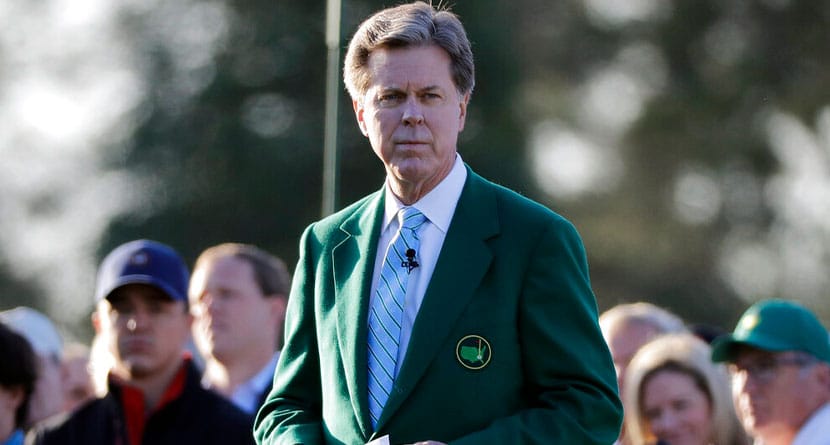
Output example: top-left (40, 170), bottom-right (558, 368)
top-left (28, 240), bottom-right (253, 445)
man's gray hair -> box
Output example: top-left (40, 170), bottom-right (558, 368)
top-left (600, 302), bottom-right (687, 339)
top-left (343, 1), bottom-right (475, 101)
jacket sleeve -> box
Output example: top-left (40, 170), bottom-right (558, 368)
top-left (254, 225), bottom-right (325, 445)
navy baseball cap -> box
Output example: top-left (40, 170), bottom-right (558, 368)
top-left (95, 239), bottom-right (190, 304)
top-left (711, 299), bottom-right (830, 364)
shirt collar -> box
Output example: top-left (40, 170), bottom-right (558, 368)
top-left (230, 352), bottom-right (280, 413)
top-left (383, 154), bottom-right (467, 233)
top-left (1, 430), bottom-right (24, 445)
top-left (244, 352), bottom-right (280, 395)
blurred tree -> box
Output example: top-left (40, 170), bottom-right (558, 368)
top-left (513, 0), bottom-right (830, 326)
top-left (101, 0), bottom-right (330, 272)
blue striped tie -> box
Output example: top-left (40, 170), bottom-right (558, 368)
top-left (367, 206), bottom-right (427, 429)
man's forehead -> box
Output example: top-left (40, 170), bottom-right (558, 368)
top-left (192, 256), bottom-right (257, 288)
top-left (731, 345), bottom-right (787, 362)
top-left (108, 283), bottom-right (175, 304)
top-left (367, 46), bottom-right (452, 77)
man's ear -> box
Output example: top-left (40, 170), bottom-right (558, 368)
top-left (267, 295), bottom-right (289, 349)
top-left (269, 294), bottom-right (288, 321)
top-left (91, 311), bottom-right (101, 334)
top-left (183, 309), bottom-right (194, 330)
top-left (353, 99), bottom-right (369, 136)
top-left (458, 92), bottom-right (470, 132)
top-left (815, 362), bottom-right (830, 387)
top-left (6, 385), bottom-right (24, 408)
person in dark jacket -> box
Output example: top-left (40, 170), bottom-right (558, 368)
top-left (0, 321), bottom-right (38, 445)
top-left (27, 240), bottom-right (254, 445)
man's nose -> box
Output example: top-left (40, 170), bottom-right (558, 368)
top-left (126, 311), bottom-right (150, 331)
top-left (193, 293), bottom-right (220, 316)
top-left (401, 97), bottom-right (424, 125)
top-left (737, 370), bottom-right (765, 395)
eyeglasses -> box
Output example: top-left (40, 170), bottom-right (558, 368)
top-left (728, 354), bottom-right (819, 383)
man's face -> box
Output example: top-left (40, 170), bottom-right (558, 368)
top-left (728, 347), bottom-right (826, 441)
top-left (27, 354), bottom-right (64, 426)
top-left (0, 384), bottom-right (23, 432)
top-left (62, 354), bottom-right (94, 412)
top-left (354, 45), bottom-right (469, 197)
top-left (96, 284), bottom-right (190, 380)
top-left (605, 320), bottom-right (660, 396)
top-left (189, 256), bottom-right (284, 363)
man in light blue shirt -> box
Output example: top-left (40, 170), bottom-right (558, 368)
top-left (189, 243), bottom-right (290, 414)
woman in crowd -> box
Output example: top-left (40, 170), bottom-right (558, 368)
top-left (623, 333), bottom-right (748, 445)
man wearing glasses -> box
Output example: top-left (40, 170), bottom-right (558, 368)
top-left (711, 299), bottom-right (830, 445)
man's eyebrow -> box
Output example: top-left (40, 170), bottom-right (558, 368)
top-left (377, 85), bottom-right (402, 91)
top-left (376, 85), bottom-right (443, 92)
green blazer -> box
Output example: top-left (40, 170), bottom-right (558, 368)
top-left (255, 167), bottom-right (622, 444)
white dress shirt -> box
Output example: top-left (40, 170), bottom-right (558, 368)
top-left (228, 352), bottom-right (280, 414)
top-left (369, 154), bottom-right (467, 377)
top-left (792, 402), bottom-right (830, 445)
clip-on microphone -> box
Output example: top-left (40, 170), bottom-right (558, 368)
top-left (401, 248), bottom-right (419, 273)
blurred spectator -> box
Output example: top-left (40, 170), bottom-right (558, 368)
top-left (600, 302), bottom-right (687, 444)
top-left (0, 307), bottom-right (64, 428)
top-left (600, 302), bottom-right (688, 394)
top-left (623, 333), bottom-right (748, 445)
top-left (189, 243), bottom-right (290, 415)
top-left (27, 239), bottom-right (253, 445)
top-left (60, 343), bottom-right (94, 412)
top-left (690, 323), bottom-right (728, 345)
top-left (0, 322), bottom-right (38, 445)
top-left (711, 299), bottom-right (830, 445)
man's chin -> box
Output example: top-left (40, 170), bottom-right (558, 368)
top-left (743, 416), bottom-right (772, 436)
top-left (121, 358), bottom-right (157, 378)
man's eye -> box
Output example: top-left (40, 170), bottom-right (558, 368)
top-left (110, 302), bottom-right (133, 314)
top-left (378, 93), bottom-right (402, 104)
top-left (756, 361), bottom-right (777, 372)
top-left (112, 307), bottom-right (133, 316)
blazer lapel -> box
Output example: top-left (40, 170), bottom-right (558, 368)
top-left (333, 191), bottom-right (385, 437)
top-left (378, 171), bottom-right (500, 427)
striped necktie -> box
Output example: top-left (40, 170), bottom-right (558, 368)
top-left (367, 206), bottom-right (427, 429)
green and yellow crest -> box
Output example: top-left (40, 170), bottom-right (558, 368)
top-left (455, 334), bottom-right (492, 370)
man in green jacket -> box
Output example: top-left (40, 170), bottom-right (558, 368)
top-left (254, 2), bottom-right (622, 444)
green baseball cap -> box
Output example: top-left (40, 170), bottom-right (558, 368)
top-left (711, 299), bottom-right (830, 363)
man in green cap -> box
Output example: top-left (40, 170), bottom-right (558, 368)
top-left (711, 299), bottom-right (830, 445)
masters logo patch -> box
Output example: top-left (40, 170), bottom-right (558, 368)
top-left (456, 334), bottom-right (492, 370)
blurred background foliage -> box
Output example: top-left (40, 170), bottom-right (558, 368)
top-left (1, 0), bottom-right (828, 342)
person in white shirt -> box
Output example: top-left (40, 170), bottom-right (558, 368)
top-left (711, 299), bottom-right (830, 445)
top-left (189, 243), bottom-right (290, 415)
